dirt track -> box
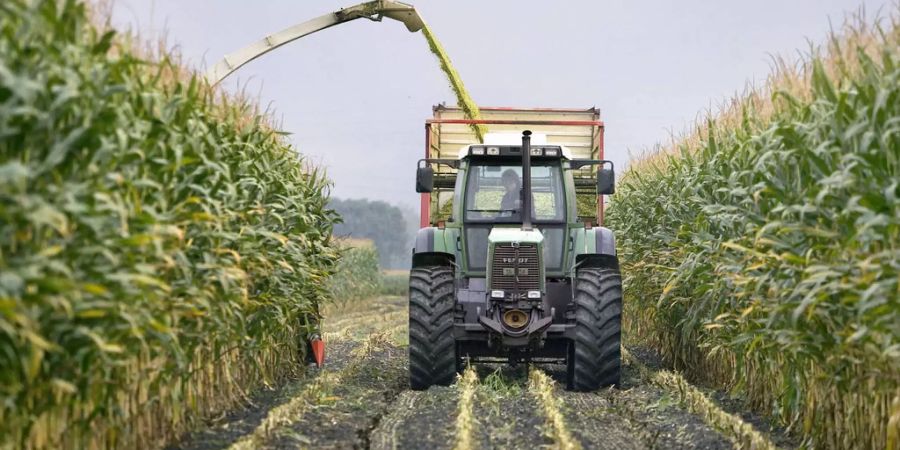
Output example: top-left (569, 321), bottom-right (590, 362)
top-left (169, 296), bottom-right (791, 450)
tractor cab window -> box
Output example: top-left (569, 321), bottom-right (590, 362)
top-left (464, 162), bottom-right (565, 223)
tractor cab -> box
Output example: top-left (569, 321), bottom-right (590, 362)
top-left (458, 142), bottom-right (570, 281)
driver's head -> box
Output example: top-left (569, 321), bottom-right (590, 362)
top-left (501, 169), bottom-right (520, 192)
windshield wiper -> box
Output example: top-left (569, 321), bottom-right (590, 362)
top-left (466, 208), bottom-right (518, 213)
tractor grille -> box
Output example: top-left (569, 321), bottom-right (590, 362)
top-left (490, 243), bottom-right (540, 293)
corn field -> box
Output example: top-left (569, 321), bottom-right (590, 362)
top-left (0, 1), bottom-right (339, 448)
top-left (607, 12), bottom-right (900, 450)
top-left (327, 239), bottom-right (383, 306)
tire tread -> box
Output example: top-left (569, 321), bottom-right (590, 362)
top-left (568, 267), bottom-right (622, 391)
top-left (408, 266), bottom-right (457, 390)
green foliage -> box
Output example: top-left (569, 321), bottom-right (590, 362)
top-left (330, 198), bottom-right (409, 269)
top-left (328, 242), bottom-right (382, 305)
top-left (437, 197), bottom-right (454, 221)
top-left (576, 194), bottom-right (597, 221)
top-left (481, 368), bottom-right (524, 397)
top-left (379, 271), bottom-right (410, 296)
top-left (607, 19), bottom-right (900, 450)
top-left (0, 0), bottom-right (338, 447)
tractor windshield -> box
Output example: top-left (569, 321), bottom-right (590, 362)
top-left (464, 161), bottom-right (565, 223)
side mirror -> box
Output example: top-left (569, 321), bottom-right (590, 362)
top-left (416, 165), bottom-right (434, 193)
top-left (597, 166), bottom-right (615, 195)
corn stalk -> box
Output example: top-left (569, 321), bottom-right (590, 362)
top-left (0, 1), bottom-right (339, 448)
top-left (608, 11), bottom-right (900, 450)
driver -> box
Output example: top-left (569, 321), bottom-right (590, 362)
top-left (500, 169), bottom-right (521, 214)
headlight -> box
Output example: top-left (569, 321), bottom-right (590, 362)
top-left (491, 290), bottom-right (505, 299)
top-left (487, 146), bottom-right (500, 155)
top-left (527, 290), bottom-right (541, 299)
top-left (471, 147), bottom-right (485, 156)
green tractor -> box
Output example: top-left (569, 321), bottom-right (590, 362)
top-left (409, 129), bottom-right (620, 391)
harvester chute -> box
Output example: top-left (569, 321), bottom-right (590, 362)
top-left (205, 0), bottom-right (423, 85)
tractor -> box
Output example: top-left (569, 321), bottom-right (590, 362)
top-left (409, 123), bottom-right (621, 392)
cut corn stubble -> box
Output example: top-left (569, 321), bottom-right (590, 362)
top-left (622, 348), bottom-right (779, 450)
top-left (227, 324), bottom-right (406, 450)
top-left (529, 368), bottom-right (583, 450)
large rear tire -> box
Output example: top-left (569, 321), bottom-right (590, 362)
top-left (409, 266), bottom-right (457, 390)
top-left (567, 267), bottom-right (622, 391)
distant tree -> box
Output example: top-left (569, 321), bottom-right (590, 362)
top-left (330, 198), bottom-right (409, 269)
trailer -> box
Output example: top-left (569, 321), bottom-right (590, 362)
top-left (420, 105), bottom-right (607, 228)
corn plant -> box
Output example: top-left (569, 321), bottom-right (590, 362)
top-left (608, 13), bottom-right (899, 450)
top-left (0, 0), bottom-right (338, 448)
top-left (327, 239), bottom-right (383, 306)
top-left (380, 271), bottom-right (410, 296)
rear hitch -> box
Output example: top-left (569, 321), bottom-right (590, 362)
top-left (477, 308), bottom-right (554, 348)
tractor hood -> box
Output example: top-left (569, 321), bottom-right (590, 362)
top-left (486, 227), bottom-right (545, 295)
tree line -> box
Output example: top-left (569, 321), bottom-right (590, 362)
top-left (330, 198), bottom-right (417, 269)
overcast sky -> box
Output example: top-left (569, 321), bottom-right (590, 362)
top-left (111, 0), bottom-right (889, 209)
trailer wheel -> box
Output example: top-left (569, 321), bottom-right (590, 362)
top-left (567, 267), bottom-right (622, 391)
top-left (409, 266), bottom-right (457, 390)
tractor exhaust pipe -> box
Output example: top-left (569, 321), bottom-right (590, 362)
top-left (521, 130), bottom-right (533, 231)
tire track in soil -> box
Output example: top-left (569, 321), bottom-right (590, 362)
top-left (556, 389), bottom-right (646, 450)
top-left (367, 391), bottom-right (426, 450)
top-left (268, 325), bottom-right (408, 449)
top-left (226, 325), bottom-right (407, 449)
top-left (372, 355), bottom-right (733, 450)
top-left (541, 360), bottom-right (732, 450)
top-left (467, 366), bottom-right (552, 450)
top-left (167, 297), bottom-right (407, 450)
top-left (621, 347), bottom-right (781, 450)
top-left (600, 364), bottom-right (732, 450)
top-left (170, 295), bottom-right (777, 450)
top-left (366, 364), bottom-right (471, 450)
top-left (528, 364), bottom-right (661, 450)
top-left (370, 385), bottom-right (459, 450)
top-left (373, 365), bottom-right (551, 450)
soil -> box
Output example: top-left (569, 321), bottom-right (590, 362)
top-left (373, 386), bottom-right (459, 450)
top-left (709, 390), bottom-right (800, 449)
top-left (627, 344), bottom-right (800, 449)
top-left (268, 342), bottom-right (408, 449)
top-left (170, 296), bottom-right (784, 450)
top-left (470, 366), bottom-right (553, 450)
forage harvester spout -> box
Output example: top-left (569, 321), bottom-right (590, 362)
top-left (377, 0), bottom-right (425, 32)
top-left (205, 0), bottom-right (425, 85)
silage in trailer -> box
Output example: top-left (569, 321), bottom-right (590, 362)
top-left (0, 0), bottom-right (339, 448)
top-left (607, 12), bottom-right (900, 450)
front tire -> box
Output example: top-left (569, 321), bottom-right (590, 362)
top-left (409, 266), bottom-right (457, 390)
top-left (567, 267), bottom-right (622, 391)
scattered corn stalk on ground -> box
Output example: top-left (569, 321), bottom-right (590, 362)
top-left (160, 295), bottom-right (787, 450)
